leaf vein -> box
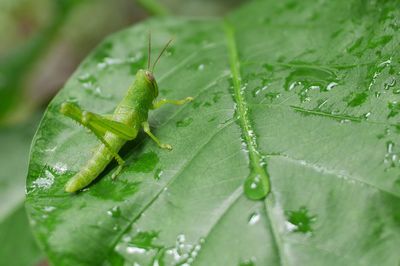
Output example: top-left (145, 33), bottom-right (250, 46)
top-left (223, 20), bottom-right (284, 266)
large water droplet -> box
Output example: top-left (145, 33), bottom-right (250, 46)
top-left (284, 65), bottom-right (338, 102)
top-left (244, 169), bottom-right (270, 200)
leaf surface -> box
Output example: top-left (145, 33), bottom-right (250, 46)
top-left (26, 1), bottom-right (400, 265)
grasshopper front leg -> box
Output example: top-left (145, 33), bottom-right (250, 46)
top-left (142, 121), bottom-right (172, 150)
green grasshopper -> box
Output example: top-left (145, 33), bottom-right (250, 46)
top-left (60, 37), bottom-right (193, 193)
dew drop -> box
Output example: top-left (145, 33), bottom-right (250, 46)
top-left (113, 225), bottom-right (120, 231)
top-left (78, 73), bottom-right (97, 87)
top-left (107, 206), bottom-right (121, 218)
top-left (384, 140), bottom-right (399, 168)
top-left (264, 92), bottom-right (280, 101)
top-left (362, 112), bottom-right (372, 119)
top-left (248, 212), bottom-right (260, 225)
top-left (252, 85), bottom-right (268, 97)
top-left (244, 170), bottom-right (270, 200)
top-left (126, 246), bottom-right (146, 254)
top-left (32, 168), bottom-right (56, 190)
top-left (43, 206), bottom-right (56, 212)
top-left (154, 168), bottom-right (163, 181)
top-left (326, 82), bottom-right (337, 91)
top-left (388, 101), bottom-right (400, 118)
top-left (384, 77), bottom-right (396, 90)
top-left (283, 65), bottom-right (338, 102)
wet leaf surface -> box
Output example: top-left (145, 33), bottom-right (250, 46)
top-left (26, 0), bottom-right (400, 265)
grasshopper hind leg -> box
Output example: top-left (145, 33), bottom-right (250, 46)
top-left (60, 102), bottom-right (132, 180)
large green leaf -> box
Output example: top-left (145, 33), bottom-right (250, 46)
top-left (26, 0), bottom-right (400, 265)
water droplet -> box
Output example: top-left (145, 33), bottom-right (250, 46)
top-left (107, 206), bottom-right (121, 218)
top-left (264, 92), bottom-right (280, 101)
top-left (53, 162), bottom-right (68, 174)
top-left (78, 73), bottom-right (97, 87)
top-left (43, 206), bottom-right (56, 212)
top-left (165, 46), bottom-right (175, 56)
top-left (198, 64), bottom-right (205, 71)
top-left (154, 168), bottom-right (163, 180)
top-left (384, 140), bottom-right (399, 168)
top-left (362, 112), bottom-right (372, 119)
top-left (284, 65), bottom-right (338, 102)
top-left (252, 86), bottom-right (268, 97)
top-left (176, 117), bottom-right (193, 128)
top-left (388, 101), bottom-right (400, 118)
top-left (126, 246), bottom-right (147, 254)
top-left (326, 82), bottom-right (337, 91)
top-left (113, 225), bottom-right (120, 231)
top-left (244, 169), bottom-right (270, 200)
top-left (177, 234), bottom-right (185, 243)
top-left (384, 77), bottom-right (396, 90)
top-left (285, 206), bottom-right (316, 234)
top-left (31, 166), bottom-right (56, 190)
top-left (77, 73), bottom-right (112, 99)
top-left (248, 212), bottom-right (260, 225)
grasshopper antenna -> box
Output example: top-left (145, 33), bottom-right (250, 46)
top-left (152, 39), bottom-right (173, 73)
top-left (147, 32), bottom-right (152, 70)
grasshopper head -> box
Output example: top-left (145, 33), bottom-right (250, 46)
top-left (145, 70), bottom-right (159, 98)
top-left (138, 69), bottom-right (158, 98)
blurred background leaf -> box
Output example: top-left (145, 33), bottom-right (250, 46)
top-left (0, 112), bottom-right (43, 266)
top-left (0, 0), bottom-right (246, 125)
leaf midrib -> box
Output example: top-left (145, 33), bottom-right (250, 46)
top-left (223, 20), bottom-right (285, 266)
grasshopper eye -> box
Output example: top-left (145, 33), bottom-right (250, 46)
top-left (145, 71), bottom-right (158, 96)
top-left (145, 71), bottom-right (155, 82)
